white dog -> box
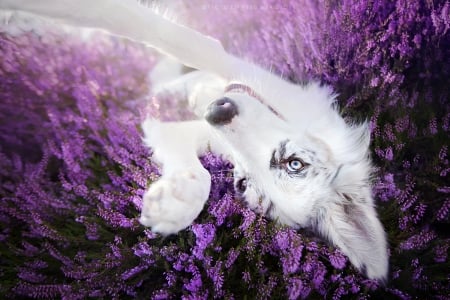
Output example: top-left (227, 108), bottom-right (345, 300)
top-left (1, 0), bottom-right (388, 281)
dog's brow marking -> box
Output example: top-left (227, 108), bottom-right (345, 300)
top-left (225, 83), bottom-right (286, 121)
top-left (279, 140), bottom-right (288, 159)
top-left (270, 150), bottom-right (277, 169)
top-left (270, 140), bottom-right (288, 169)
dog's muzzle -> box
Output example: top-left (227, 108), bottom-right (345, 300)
top-left (205, 97), bottom-right (238, 125)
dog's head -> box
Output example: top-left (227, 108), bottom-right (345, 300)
top-left (204, 82), bottom-right (388, 282)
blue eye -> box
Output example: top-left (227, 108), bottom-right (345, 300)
top-left (286, 159), bottom-right (304, 172)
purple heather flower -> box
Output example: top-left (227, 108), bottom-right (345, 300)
top-left (184, 272), bottom-right (203, 293)
top-left (436, 199), bottom-right (450, 221)
top-left (17, 269), bottom-right (47, 284)
top-left (257, 275), bottom-right (278, 299)
top-left (385, 288), bottom-right (412, 300)
top-left (191, 223), bottom-right (216, 260)
top-left (209, 193), bottom-right (235, 226)
top-left (242, 271), bottom-right (251, 284)
top-left (121, 265), bottom-right (148, 281)
top-left (133, 241), bottom-right (153, 258)
top-left (225, 248), bottom-right (240, 269)
top-left (75, 216), bottom-right (100, 240)
top-left (206, 261), bottom-right (224, 295)
top-left (328, 249), bottom-right (347, 270)
top-left (311, 261), bottom-right (327, 288)
top-left (239, 208), bottom-right (256, 231)
top-left (165, 271), bottom-right (177, 287)
top-left (375, 147), bottom-right (394, 161)
top-left (399, 229), bottom-right (437, 251)
top-left (13, 283), bottom-right (72, 299)
top-left (287, 277), bottom-right (311, 300)
top-left (332, 285), bottom-right (348, 300)
top-left (182, 293), bottom-right (209, 300)
top-left (374, 172), bottom-right (399, 201)
top-left (152, 289), bottom-right (170, 300)
top-left (96, 208), bottom-right (135, 228)
top-left (19, 242), bottom-right (41, 258)
top-left (273, 229), bottom-right (304, 274)
top-left (433, 242), bottom-right (449, 263)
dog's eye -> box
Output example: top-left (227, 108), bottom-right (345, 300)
top-left (286, 159), bottom-right (304, 172)
top-left (236, 178), bottom-right (247, 193)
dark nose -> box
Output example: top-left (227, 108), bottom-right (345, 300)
top-left (205, 97), bottom-right (238, 125)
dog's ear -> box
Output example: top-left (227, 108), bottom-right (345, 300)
top-left (313, 166), bottom-right (388, 282)
top-left (314, 192), bottom-right (388, 282)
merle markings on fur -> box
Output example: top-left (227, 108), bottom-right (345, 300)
top-left (1, 0), bottom-right (389, 281)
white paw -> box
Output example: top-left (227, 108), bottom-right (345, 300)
top-left (139, 169), bottom-right (211, 235)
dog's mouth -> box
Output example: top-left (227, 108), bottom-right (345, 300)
top-left (224, 83), bottom-right (286, 121)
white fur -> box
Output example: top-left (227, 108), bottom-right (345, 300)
top-left (1, 0), bottom-right (388, 281)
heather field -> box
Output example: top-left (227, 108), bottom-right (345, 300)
top-left (0, 0), bottom-right (448, 299)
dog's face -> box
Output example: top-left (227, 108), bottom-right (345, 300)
top-left (205, 83), bottom-right (340, 226)
top-left (232, 137), bottom-right (340, 227)
top-left (204, 82), bottom-right (388, 281)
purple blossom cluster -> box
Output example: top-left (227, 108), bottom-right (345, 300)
top-left (0, 0), bottom-right (449, 299)
top-left (0, 30), bottom-right (161, 298)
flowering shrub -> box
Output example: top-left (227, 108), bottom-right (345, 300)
top-left (0, 0), bottom-right (448, 299)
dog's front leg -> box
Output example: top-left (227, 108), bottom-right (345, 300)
top-left (139, 119), bottom-right (232, 235)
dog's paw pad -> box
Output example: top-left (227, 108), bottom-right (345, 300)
top-left (139, 170), bottom-right (211, 235)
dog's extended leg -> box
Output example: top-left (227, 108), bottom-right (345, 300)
top-left (139, 119), bottom-right (232, 234)
top-left (0, 0), bottom-right (304, 105)
top-left (139, 65), bottom-right (229, 234)
top-left (0, 0), bottom-right (232, 74)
